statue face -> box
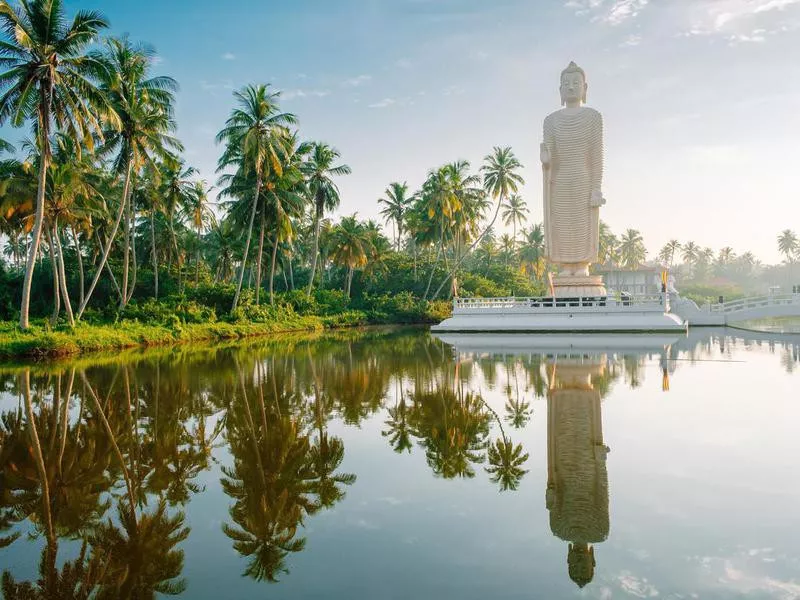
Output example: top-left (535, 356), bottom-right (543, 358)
top-left (560, 71), bottom-right (586, 105)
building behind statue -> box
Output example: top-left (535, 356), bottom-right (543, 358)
top-left (596, 265), bottom-right (666, 296)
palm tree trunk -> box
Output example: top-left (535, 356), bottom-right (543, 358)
top-left (307, 204), bottom-right (323, 297)
top-left (19, 96), bottom-right (51, 330)
top-left (71, 225), bottom-right (85, 307)
top-left (126, 205), bottom-right (138, 305)
top-left (54, 222), bottom-right (74, 327)
top-left (432, 193), bottom-right (506, 300)
top-left (423, 242), bottom-right (444, 300)
top-left (269, 226), bottom-right (279, 305)
top-left (232, 176), bottom-right (261, 312)
top-left (288, 254), bottom-right (295, 289)
top-left (346, 266), bottom-right (354, 298)
top-left (151, 208), bottom-right (159, 299)
top-left (47, 230), bottom-right (60, 325)
top-left (121, 190), bottom-right (131, 303)
top-left (169, 214), bottom-right (181, 294)
top-left (78, 158), bottom-right (134, 319)
top-left (195, 223), bottom-right (201, 286)
top-left (255, 209), bottom-right (265, 305)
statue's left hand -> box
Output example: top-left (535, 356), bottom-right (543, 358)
top-left (590, 190), bottom-right (605, 208)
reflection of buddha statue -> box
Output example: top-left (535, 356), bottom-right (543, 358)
top-left (545, 356), bottom-right (610, 588)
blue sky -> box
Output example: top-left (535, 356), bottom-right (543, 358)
top-left (52, 0), bottom-right (800, 262)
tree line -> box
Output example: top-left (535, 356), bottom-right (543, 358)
top-left (0, 1), bottom-right (795, 332)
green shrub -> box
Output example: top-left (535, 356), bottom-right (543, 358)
top-left (280, 289), bottom-right (319, 315)
top-left (314, 289), bottom-right (350, 315)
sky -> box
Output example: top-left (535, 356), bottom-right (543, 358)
top-left (42, 0), bottom-right (800, 263)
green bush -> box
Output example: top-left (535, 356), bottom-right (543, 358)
top-left (314, 289), bottom-right (350, 315)
top-left (280, 289), bottom-right (319, 315)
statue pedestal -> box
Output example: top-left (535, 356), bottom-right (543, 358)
top-left (552, 275), bottom-right (607, 298)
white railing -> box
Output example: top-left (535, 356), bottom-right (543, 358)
top-left (453, 293), bottom-right (668, 312)
top-left (709, 294), bottom-right (800, 314)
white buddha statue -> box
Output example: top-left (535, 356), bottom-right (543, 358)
top-left (541, 62), bottom-right (606, 296)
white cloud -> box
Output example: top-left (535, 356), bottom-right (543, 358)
top-left (684, 0), bottom-right (800, 38)
top-left (151, 56), bottom-right (164, 66)
top-left (615, 571), bottom-right (659, 598)
top-left (368, 98), bottom-right (396, 108)
top-left (221, 52), bottom-right (236, 61)
top-left (282, 89), bottom-right (330, 101)
top-left (395, 58), bottom-right (412, 69)
top-left (564, 0), bottom-right (649, 24)
top-left (342, 74), bottom-right (372, 87)
top-left (620, 33), bottom-right (642, 46)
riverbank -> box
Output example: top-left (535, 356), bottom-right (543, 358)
top-left (0, 301), bottom-right (450, 359)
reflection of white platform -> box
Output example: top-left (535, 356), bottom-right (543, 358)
top-left (433, 333), bottom-right (684, 353)
top-left (430, 295), bottom-right (687, 333)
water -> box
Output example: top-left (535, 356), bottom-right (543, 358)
top-left (1, 327), bottom-right (799, 599)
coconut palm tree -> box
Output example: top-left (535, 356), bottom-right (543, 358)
top-left (78, 36), bottom-right (179, 316)
top-left (217, 84), bottom-right (297, 312)
top-left (658, 239), bottom-right (681, 268)
top-left (501, 194), bottom-right (528, 247)
top-left (681, 241), bottom-right (700, 265)
top-left (519, 224), bottom-right (546, 281)
top-left (0, 0), bottom-right (118, 329)
top-left (598, 221), bottom-right (619, 267)
top-left (329, 215), bottom-right (371, 298)
top-left (181, 180), bottom-right (216, 285)
top-left (378, 181), bottom-right (410, 251)
top-left (303, 142), bottom-right (351, 296)
top-left (618, 228), bottom-right (646, 269)
top-left (778, 229), bottom-right (798, 263)
top-left (429, 147), bottom-right (524, 298)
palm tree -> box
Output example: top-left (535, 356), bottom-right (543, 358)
top-left (160, 158), bottom-right (196, 289)
top-left (658, 239), bottom-right (681, 268)
top-left (618, 228), bottom-right (646, 269)
top-left (329, 215), bottom-right (371, 298)
top-left (499, 233), bottom-right (515, 268)
top-left (681, 241), bottom-right (700, 265)
top-left (430, 147), bottom-right (524, 298)
top-left (181, 180), bottom-right (216, 285)
top-left (303, 142), bottom-right (351, 296)
top-left (519, 224), bottom-right (546, 281)
top-left (501, 194), bottom-right (528, 247)
top-left (598, 221), bottom-right (619, 267)
top-left (217, 84), bottom-right (296, 312)
top-left (717, 246), bottom-right (735, 265)
top-left (778, 229), bottom-right (797, 263)
top-left (78, 36), bottom-right (179, 316)
top-left (0, 0), bottom-right (117, 329)
top-left (378, 181), bottom-right (410, 251)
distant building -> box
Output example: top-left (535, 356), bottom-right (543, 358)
top-left (596, 265), bottom-right (666, 296)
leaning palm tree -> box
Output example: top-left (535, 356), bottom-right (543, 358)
top-left (0, 0), bottom-right (118, 329)
top-left (78, 36), bottom-right (180, 316)
top-left (217, 84), bottom-right (296, 312)
top-left (303, 142), bottom-right (351, 297)
top-left (501, 194), bottom-right (528, 247)
top-left (378, 181), bottom-right (410, 251)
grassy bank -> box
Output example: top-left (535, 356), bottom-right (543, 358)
top-left (0, 291), bottom-right (450, 359)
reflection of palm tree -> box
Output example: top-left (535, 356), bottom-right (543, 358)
top-left (383, 396), bottom-right (414, 453)
top-left (91, 499), bottom-right (189, 597)
top-left (486, 438), bottom-right (529, 491)
top-left (504, 398), bottom-right (533, 429)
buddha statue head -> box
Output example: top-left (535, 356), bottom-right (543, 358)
top-left (560, 61), bottom-right (587, 107)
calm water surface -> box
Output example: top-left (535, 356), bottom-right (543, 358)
top-left (1, 327), bottom-right (799, 599)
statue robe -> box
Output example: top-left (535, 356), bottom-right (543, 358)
top-left (543, 107), bottom-right (603, 265)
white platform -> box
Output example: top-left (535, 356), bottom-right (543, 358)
top-left (430, 294), bottom-right (687, 333)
